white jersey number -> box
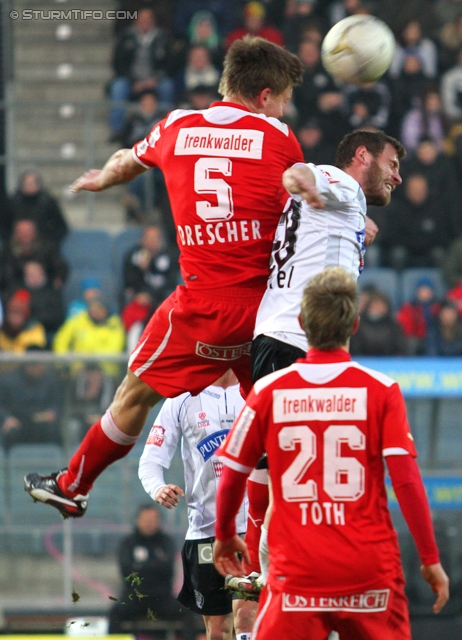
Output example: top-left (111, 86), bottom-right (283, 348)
top-left (279, 426), bottom-right (318, 502)
top-left (279, 425), bottom-right (366, 502)
top-left (194, 158), bottom-right (234, 222)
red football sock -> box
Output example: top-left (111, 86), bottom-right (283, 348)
top-left (57, 411), bottom-right (138, 497)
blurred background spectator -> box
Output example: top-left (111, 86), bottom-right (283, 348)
top-left (122, 225), bottom-right (177, 307)
top-left (427, 300), bottom-right (462, 355)
top-left (381, 174), bottom-right (451, 270)
top-left (108, 504), bottom-right (195, 638)
top-left (174, 44), bottom-right (220, 104)
top-left (283, 0), bottom-right (326, 53)
top-left (53, 295), bottom-right (126, 373)
top-left (1, 170), bottom-right (68, 247)
top-left (296, 118), bottom-right (337, 164)
top-left (67, 276), bottom-right (103, 318)
top-left (108, 8), bottom-right (174, 140)
top-left (226, 1), bottom-right (284, 48)
top-left (441, 46), bottom-right (462, 123)
top-left (397, 277), bottom-right (441, 355)
top-left (0, 219), bottom-right (68, 295)
top-left (186, 9), bottom-right (225, 68)
top-left (69, 362), bottom-right (117, 443)
top-left (400, 88), bottom-right (447, 152)
top-left (122, 290), bottom-right (156, 353)
top-left (342, 80), bottom-right (392, 130)
top-left (22, 261), bottom-right (65, 347)
top-left (120, 89), bottom-right (168, 224)
top-left (350, 290), bottom-right (407, 355)
top-left (0, 346), bottom-right (63, 450)
top-left (0, 290), bottom-right (47, 352)
top-left (390, 20), bottom-right (438, 80)
top-left (292, 38), bottom-right (337, 124)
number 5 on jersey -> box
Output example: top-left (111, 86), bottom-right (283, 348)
top-left (195, 158), bottom-right (234, 222)
top-left (279, 425), bottom-right (366, 503)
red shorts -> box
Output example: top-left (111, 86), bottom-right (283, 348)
top-left (253, 577), bottom-right (411, 640)
top-left (129, 286), bottom-right (262, 398)
top-left (243, 469), bottom-right (269, 574)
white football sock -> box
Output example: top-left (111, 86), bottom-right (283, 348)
top-left (259, 525), bottom-right (269, 584)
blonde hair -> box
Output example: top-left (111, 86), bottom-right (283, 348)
top-left (300, 267), bottom-right (359, 350)
top-left (219, 36), bottom-right (303, 99)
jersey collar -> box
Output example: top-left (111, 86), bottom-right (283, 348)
top-left (302, 348), bottom-right (352, 364)
top-left (211, 101), bottom-right (251, 113)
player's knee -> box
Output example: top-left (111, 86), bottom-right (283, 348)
top-left (114, 370), bottom-right (163, 408)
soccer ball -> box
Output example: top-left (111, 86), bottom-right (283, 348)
top-left (321, 15), bottom-right (395, 85)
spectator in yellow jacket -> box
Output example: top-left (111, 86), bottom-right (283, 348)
top-left (53, 295), bottom-right (125, 374)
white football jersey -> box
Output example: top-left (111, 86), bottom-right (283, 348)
top-left (139, 383), bottom-right (248, 539)
top-left (254, 163), bottom-right (367, 351)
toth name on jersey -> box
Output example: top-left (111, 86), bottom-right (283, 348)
top-left (177, 219), bottom-right (262, 247)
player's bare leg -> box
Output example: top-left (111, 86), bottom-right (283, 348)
top-left (233, 598), bottom-right (258, 639)
top-left (24, 369), bottom-right (163, 518)
top-left (202, 613), bottom-right (233, 640)
top-left (111, 369), bottom-right (163, 434)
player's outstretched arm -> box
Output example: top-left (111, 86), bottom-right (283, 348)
top-left (155, 484), bottom-right (185, 510)
top-left (213, 536), bottom-right (251, 578)
top-left (71, 148), bottom-right (147, 192)
top-left (282, 164), bottom-right (324, 209)
top-left (421, 563), bottom-right (450, 613)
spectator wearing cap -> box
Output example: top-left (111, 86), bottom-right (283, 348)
top-left (67, 276), bottom-right (103, 319)
top-left (0, 345), bottom-right (63, 450)
top-left (226, 2), bottom-right (284, 48)
top-left (0, 290), bottom-right (47, 352)
top-left (187, 10), bottom-right (225, 69)
top-left (54, 294), bottom-right (125, 366)
top-left (397, 277), bottom-right (441, 355)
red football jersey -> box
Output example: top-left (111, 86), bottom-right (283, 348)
top-left (220, 349), bottom-right (418, 596)
top-left (132, 102), bottom-right (303, 293)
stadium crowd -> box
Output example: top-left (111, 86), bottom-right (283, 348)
top-left (0, 3), bottom-right (460, 637)
top-left (2, 2), bottom-right (462, 451)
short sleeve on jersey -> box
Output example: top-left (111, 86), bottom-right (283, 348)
top-left (307, 163), bottom-right (363, 206)
top-left (381, 383), bottom-right (417, 458)
top-left (132, 118), bottom-right (166, 169)
top-left (220, 391), bottom-right (266, 472)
